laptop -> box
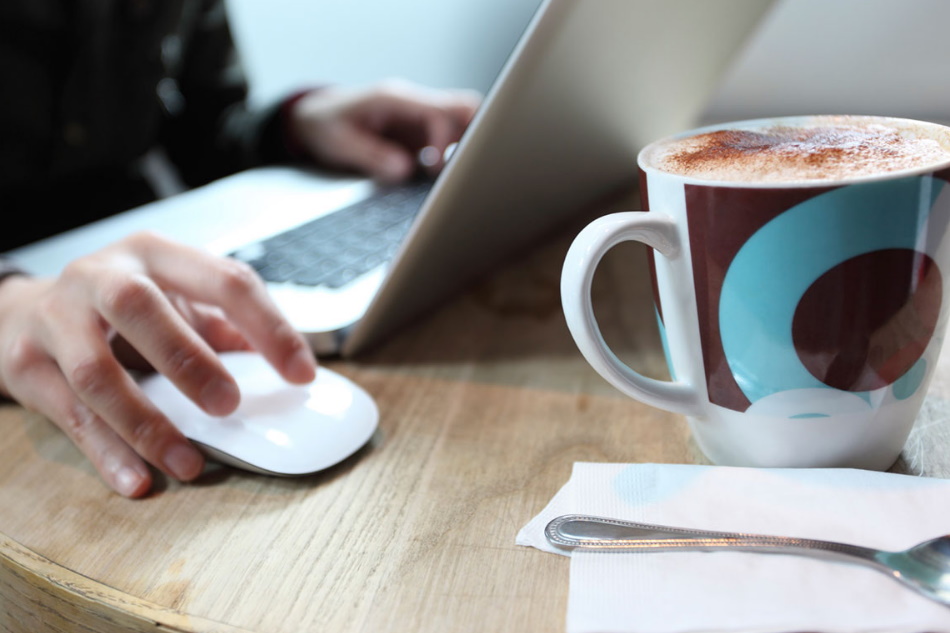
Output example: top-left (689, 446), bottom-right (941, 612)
top-left (8, 0), bottom-right (774, 357)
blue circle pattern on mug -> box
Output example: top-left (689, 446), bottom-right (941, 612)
top-left (718, 176), bottom-right (946, 418)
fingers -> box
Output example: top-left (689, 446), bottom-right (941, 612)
top-left (35, 306), bottom-right (206, 484)
top-left (443, 91), bottom-right (481, 128)
top-left (322, 122), bottom-right (418, 184)
top-left (290, 80), bottom-right (482, 183)
top-left (1, 336), bottom-right (155, 498)
top-left (130, 235), bottom-right (316, 385)
top-left (0, 233), bottom-right (316, 496)
top-left (364, 84), bottom-right (481, 179)
top-left (170, 297), bottom-right (253, 353)
top-left (111, 298), bottom-right (252, 371)
top-left (52, 234), bottom-right (314, 486)
top-left (71, 263), bottom-right (242, 416)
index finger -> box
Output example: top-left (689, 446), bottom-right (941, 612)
top-left (135, 234), bottom-right (316, 384)
top-left (441, 89), bottom-right (481, 132)
top-left (415, 92), bottom-right (482, 173)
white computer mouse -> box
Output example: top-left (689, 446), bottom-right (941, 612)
top-left (138, 351), bottom-right (379, 476)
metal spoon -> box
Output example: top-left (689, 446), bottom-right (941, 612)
top-left (545, 514), bottom-right (950, 608)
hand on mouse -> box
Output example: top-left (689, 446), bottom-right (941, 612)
top-left (0, 232), bottom-right (317, 498)
top-left (287, 79), bottom-right (481, 184)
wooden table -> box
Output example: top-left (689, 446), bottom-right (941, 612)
top-left (2, 191), bottom-right (949, 633)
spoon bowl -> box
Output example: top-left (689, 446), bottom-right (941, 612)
top-left (546, 514), bottom-right (950, 608)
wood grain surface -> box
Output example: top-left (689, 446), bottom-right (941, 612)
top-left (1, 190), bottom-right (948, 633)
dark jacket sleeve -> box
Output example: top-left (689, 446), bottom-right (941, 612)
top-left (159, 0), bottom-right (300, 188)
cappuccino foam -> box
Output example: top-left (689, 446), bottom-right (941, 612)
top-left (645, 116), bottom-right (950, 183)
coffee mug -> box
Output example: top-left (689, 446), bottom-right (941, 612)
top-left (561, 115), bottom-right (950, 470)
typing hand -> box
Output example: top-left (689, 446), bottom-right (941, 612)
top-left (288, 79), bottom-right (481, 183)
top-left (0, 232), bottom-right (316, 497)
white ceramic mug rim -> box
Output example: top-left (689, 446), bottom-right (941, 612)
top-left (637, 114), bottom-right (950, 189)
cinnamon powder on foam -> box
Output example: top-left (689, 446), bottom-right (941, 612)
top-left (650, 119), bottom-right (950, 182)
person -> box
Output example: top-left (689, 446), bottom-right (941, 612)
top-left (0, 1), bottom-right (480, 498)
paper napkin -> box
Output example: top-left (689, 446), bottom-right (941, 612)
top-left (517, 463), bottom-right (950, 633)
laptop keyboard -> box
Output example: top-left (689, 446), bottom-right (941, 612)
top-left (231, 182), bottom-right (431, 289)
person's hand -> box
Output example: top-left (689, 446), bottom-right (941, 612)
top-left (288, 79), bottom-right (481, 183)
top-left (0, 232), bottom-right (317, 498)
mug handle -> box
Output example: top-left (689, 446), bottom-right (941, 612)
top-left (561, 212), bottom-right (701, 417)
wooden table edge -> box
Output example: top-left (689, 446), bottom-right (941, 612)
top-left (0, 532), bottom-right (252, 633)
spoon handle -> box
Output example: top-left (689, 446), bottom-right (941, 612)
top-left (545, 515), bottom-right (882, 567)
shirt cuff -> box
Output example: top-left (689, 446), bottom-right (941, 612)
top-left (278, 87), bottom-right (324, 162)
top-left (0, 259), bottom-right (26, 285)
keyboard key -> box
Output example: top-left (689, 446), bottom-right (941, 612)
top-left (231, 182), bottom-right (431, 288)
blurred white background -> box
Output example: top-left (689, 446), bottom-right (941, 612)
top-left (704, 0), bottom-right (950, 124)
top-left (225, 0), bottom-right (950, 125)
top-left (225, 0), bottom-right (542, 106)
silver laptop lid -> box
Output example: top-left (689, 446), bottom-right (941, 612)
top-left (343, 0), bottom-right (776, 355)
